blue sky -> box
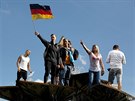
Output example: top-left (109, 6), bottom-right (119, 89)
top-left (0, 0), bottom-right (135, 100)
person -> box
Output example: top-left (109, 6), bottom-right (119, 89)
top-left (68, 40), bottom-right (75, 54)
top-left (80, 40), bottom-right (105, 87)
top-left (68, 40), bottom-right (79, 62)
top-left (34, 32), bottom-right (60, 84)
top-left (106, 45), bottom-right (126, 90)
top-left (68, 40), bottom-right (76, 69)
top-left (16, 50), bottom-right (32, 82)
top-left (59, 38), bottom-right (75, 86)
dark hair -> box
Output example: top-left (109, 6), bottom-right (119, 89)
top-left (113, 45), bottom-right (119, 50)
top-left (68, 40), bottom-right (72, 45)
top-left (50, 34), bottom-right (56, 37)
top-left (63, 38), bottom-right (68, 42)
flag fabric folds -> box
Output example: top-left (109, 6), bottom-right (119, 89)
top-left (30, 4), bottom-right (54, 20)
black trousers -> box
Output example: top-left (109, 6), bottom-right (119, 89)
top-left (44, 61), bottom-right (57, 84)
top-left (17, 69), bottom-right (27, 81)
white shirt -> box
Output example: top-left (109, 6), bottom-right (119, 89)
top-left (89, 53), bottom-right (102, 72)
top-left (19, 55), bottom-right (30, 71)
top-left (106, 50), bottom-right (126, 69)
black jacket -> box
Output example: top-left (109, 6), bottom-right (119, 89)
top-left (37, 34), bottom-right (60, 64)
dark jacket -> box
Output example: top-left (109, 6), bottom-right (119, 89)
top-left (60, 47), bottom-right (74, 66)
top-left (37, 34), bottom-right (60, 65)
top-left (60, 47), bottom-right (67, 63)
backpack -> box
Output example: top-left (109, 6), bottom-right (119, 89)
top-left (73, 49), bottom-right (79, 60)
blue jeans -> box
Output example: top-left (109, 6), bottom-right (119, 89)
top-left (59, 65), bottom-right (72, 86)
top-left (64, 66), bottom-right (72, 86)
top-left (59, 68), bottom-right (66, 86)
top-left (89, 70), bottom-right (100, 87)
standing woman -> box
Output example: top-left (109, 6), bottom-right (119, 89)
top-left (80, 40), bottom-right (105, 87)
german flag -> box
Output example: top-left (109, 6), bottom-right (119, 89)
top-left (30, 4), bottom-right (54, 20)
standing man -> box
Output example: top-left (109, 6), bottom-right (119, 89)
top-left (106, 45), bottom-right (126, 90)
top-left (34, 32), bottom-right (60, 84)
top-left (16, 50), bottom-right (32, 82)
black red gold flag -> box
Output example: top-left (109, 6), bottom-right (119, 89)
top-left (30, 4), bottom-right (54, 20)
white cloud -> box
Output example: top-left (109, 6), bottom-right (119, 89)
top-left (79, 54), bottom-right (87, 65)
top-left (28, 71), bottom-right (34, 78)
top-left (34, 79), bottom-right (44, 83)
top-left (72, 65), bottom-right (88, 74)
top-left (27, 71), bottom-right (35, 81)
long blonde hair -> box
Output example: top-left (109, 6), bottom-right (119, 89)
top-left (92, 44), bottom-right (100, 54)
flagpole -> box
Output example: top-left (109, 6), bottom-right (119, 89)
top-left (23, 0), bottom-right (37, 32)
top-left (32, 20), bottom-right (36, 32)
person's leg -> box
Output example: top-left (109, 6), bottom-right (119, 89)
top-left (89, 70), bottom-right (93, 87)
top-left (54, 68), bottom-right (60, 85)
top-left (51, 76), bottom-right (54, 84)
top-left (108, 69), bottom-right (115, 86)
top-left (64, 66), bottom-right (72, 86)
top-left (93, 71), bottom-right (100, 85)
top-left (54, 76), bottom-right (59, 85)
top-left (65, 66), bottom-right (71, 86)
top-left (59, 69), bottom-right (63, 86)
top-left (118, 81), bottom-right (122, 90)
top-left (51, 63), bottom-right (57, 84)
top-left (116, 68), bottom-right (122, 90)
top-left (22, 70), bottom-right (27, 81)
top-left (17, 71), bottom-right (22, 82)
top-left (63, 66), bottom-right (67, 86)
top-left (59, 68), bottom-right (66, 86)
top-left (44, 61), bottom-right (51, 83)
